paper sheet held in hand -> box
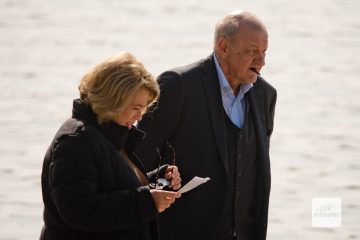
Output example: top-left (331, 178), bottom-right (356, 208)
top-left (178, 176), bottom-right (210, 193)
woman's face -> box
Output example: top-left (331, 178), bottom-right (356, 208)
top-left (113, 88), bottom-right (150, 129)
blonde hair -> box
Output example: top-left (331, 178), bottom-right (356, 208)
top-left (79, 52), bottom-right (159, 123)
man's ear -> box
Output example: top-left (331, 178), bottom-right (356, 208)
top-left (217, 37), bottom-right (229, 57)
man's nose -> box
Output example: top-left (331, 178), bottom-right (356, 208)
top-left (256, 52), bottom-right (266, 66)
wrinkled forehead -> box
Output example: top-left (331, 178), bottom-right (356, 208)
top-left (231, 26), bottom-right (268, 46)
top-left (239, 21), bottom-right (267, 36)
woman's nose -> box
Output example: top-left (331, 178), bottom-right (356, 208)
top-left (136, 111), bottom-right (143, 121)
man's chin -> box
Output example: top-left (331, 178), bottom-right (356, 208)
top-left (232, 75), bottom-right (258, 85)
top-left (242, 76), bottom-right (258, 84)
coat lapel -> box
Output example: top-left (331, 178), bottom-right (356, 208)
top-left (248, 82), bottom-right (270, 177)
top-left (201, 56), bottom-right (229, 177)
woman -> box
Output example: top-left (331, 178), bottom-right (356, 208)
top-left (40, 53), bottom-right (181, 240)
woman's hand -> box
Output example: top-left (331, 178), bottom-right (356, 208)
top-left (165, 165), bottom-right (181, 190)
top-left (150, 190), bottom-right (181, 213)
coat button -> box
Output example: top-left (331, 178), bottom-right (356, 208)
top-left (237, 153), bottom-right (242, 159)
top-left (238, 172), bottom-right (242, 177)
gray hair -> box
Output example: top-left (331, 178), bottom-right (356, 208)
top-left (214, 11), bottom-right (266, 46)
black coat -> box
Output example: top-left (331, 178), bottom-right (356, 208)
top-left (40, 99), bottom-right (165, 240)
top-left (136, 55), bottom-right (277, 240)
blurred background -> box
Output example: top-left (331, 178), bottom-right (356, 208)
top-left (0, 0), bottom-right (359, 239)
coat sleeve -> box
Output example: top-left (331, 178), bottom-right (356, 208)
top-left (147, 164), bottom-right (169, 183)
top-left (136, 71), bottom-right (183, 170)
top-left (48, 135), bottom-right (158, 232)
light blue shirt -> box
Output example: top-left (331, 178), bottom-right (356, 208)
top-left (213, 54), bottom-right (253, 128)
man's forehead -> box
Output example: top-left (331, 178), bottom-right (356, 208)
top-left (236, 32), bottom-right (268, 45)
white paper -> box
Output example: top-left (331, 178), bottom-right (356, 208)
top-left (178, 176), bottom-right (210, 193)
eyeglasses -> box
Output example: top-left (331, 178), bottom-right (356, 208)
top-left (152, 141), bottom-right (176, 189)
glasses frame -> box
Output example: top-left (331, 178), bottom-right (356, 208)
top-left (152, 141), bottom-right (176, 189)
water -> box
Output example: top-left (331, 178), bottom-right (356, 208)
top-left (1, 0), bottom-right (359, 239)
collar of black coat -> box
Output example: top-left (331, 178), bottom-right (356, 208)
top-left (72, 99), bottom-right (146, 152)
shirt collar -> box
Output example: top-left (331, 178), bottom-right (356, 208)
top-left (213, 53), bottom-right (253, 96)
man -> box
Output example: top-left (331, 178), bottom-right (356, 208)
top-left (136, 11), bottom-right (277, 240)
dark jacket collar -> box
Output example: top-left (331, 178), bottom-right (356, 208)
top-left (72, 99), bottom-right (145, 152)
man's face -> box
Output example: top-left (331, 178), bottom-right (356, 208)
top-left (219, 25), bottom-right (268, 84)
